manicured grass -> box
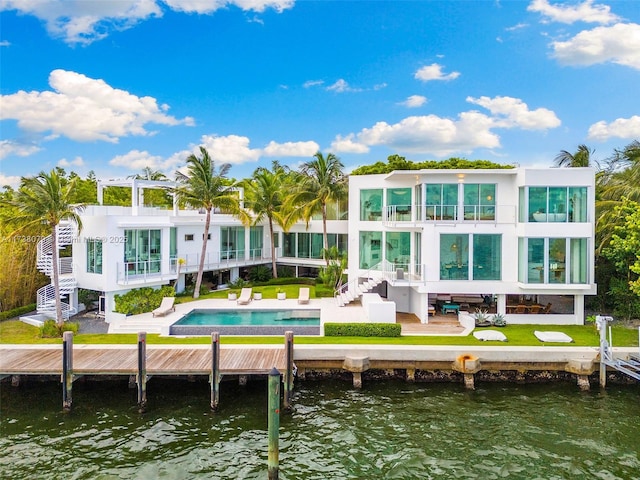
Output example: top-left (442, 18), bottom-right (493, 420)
top-left (176, 284), bottom-right (317, 303)
top-left (2, 320), bottom-right (638, 347)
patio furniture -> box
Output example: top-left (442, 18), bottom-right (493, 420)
top-left (442, 303), bottom-right (460, 315)
top-left (152, 297), bottom-right (175, 317)
top-left (298, 287), bottom-right (310, 305)
top-left (237, 288), bottom-right (253, 305)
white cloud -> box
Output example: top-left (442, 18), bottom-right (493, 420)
top-left (0, 173), bottom-right (22, 189)
top-left (527, 0), bottom-right (619, 25)
top-left (0, 40), bottom-right (10, 47)
top-left (58, 156), bottom-right (84, 168)
top-left (303, 80), bottom-right (324, 88)
top-left (587, 115), bottom-right (640, 141)
top-left (551, 23), bottom-right (640, 70)
top-left (198, 134), bottom-right (261, 164)
top-left (399, 95), bottom-right (428, 108)
top-left (0, 69), bottom-right (194, 143)
top-left (326, 79), bottom-right (361, 93)
top-left (0, 140), bottom-right (41, 160)
top-left (331, 134), bottom-right (370, 154)
top-left (163, 0), bottom-right (294, 14)
top-left (414, 63), bottom-right (460, 82)
top-left (333, 95), bottom-right (560, 156)
top-left (467, 95), bottom-right (561, 130)
top-left (109, 150), bottom-right (170, 171)
top-left (262, 140), bottom-right (319, 157)
top-left (0, 0), bottom-right (162, 45)
top-left (506, 23), bottom-right (528, 32)
top-left (0, 0), bottom-right (293, 44)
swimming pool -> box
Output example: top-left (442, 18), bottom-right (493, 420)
top-left (170, 309), bottom-right (321, 336)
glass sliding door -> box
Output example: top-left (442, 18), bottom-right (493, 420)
top-left (385, 231), bottom-right (410, 272)
top-left (548, 238), bottom-right (566, 283)
top-left (124, 229), bottom-right (161, 275)
top-left (283, 233), bottom-right (296, 257)
top-left (473, 234), bottom-right (501, 280)
top-left (440, 234), bottom-right (469, 280)
top-left (527, 238), bottom-right (545, 283)
top-left (359, 231), bottom-right (382, 269)
top-left (387, 188), bottom-right (411, 220)
top-left (360, 189), bottom-right (383, 221)
top-left (249, 226), bottom-right (263, 259)
top-left (570, 238), bottom-right (588, 283)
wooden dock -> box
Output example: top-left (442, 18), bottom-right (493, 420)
top-left (0, 331), bottom-right (295, 413)
top-left (0, 345), bottom-right (286, 376)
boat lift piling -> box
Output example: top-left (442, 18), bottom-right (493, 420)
top-left (210, 332), bottom-right (220, 411)
top-left (137, 332), bottom-right (147, 413)
top-left (62, 331), bottom-right (73, 412)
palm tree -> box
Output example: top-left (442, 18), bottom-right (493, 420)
top-left (4, 170), bottom-right (84, 325)
top-left (242, 161), bottom-right (295, 278)
top-left (289, 152), bottom-right (347, 265)
top-left (127, 167), bottom-right (171, 207)
top-left (174, 147), bottom-right (239, 299)
top-left (554, 144), bottom-right (598, 168)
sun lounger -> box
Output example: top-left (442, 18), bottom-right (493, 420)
top-left (237, 288), bottom-right (252, 305)
top-left (298, 287), bottom-right (310, 304)
top-left (534, 331), bottom-right (573, 343)
top-left (152, 297), bottom-right (175, 317)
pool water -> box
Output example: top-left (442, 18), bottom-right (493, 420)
top-left (174, 309), bottom-right (321, 327)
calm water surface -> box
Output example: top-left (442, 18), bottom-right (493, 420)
top-left (1, 379), bottom-right (638, 479)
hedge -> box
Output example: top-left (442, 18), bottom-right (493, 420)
top-left (324, 322), bottom-right (401, 337)
top-left (0, 303), bottom-right (37, 321)
top-left (114, 286), bottom-right (175, 315)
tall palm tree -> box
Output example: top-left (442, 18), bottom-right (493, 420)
top-left (554, 144), bottom-right (598, 168)
top-left (242, 161), bottom-right (295, 278)
top-left (4, 170), bottom-right (84, 325)
top-left (289, 152), bottom-right (347, 265)
top-left (174, 147), bottom-right (238, 299)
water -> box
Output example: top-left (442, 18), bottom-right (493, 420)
top-left (1, 379), bottom-right (639, 479)
top-left (174, 309), bottom-right (321, 326)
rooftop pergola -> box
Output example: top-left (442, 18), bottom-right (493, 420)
top-left (97, 178), bottom-right (178, 215)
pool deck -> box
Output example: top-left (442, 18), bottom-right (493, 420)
top-left (107, 297), bottom-right (468, 336)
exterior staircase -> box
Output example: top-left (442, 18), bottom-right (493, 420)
top-left (36, 221), bottom-right (77, 321)
top-left (335, 273), bottom-right (384, 307)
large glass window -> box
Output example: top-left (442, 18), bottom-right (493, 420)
top-left (521, 237), bottom-right (588, 284)
top-left (87, 238), bottom-right (102, 274)
top-left (249, 226), bottom-right (263, 259)
top-left (387, 188), bottom-right (412, 220)
top-left (463, 184), bottom-right (496, 221)
top-left (440, 234), bottom-right (469, 280)
top-left (124, 229), bottom-right (161, 274)
top-left (385, 231), bottom-right (411, 271)
top-left (360, 189), bottom-right (383, 221)
top-left (528, 187), bottom-right (587, 223)
top-left (283, 233), bottom-right (296, 257)
top-left (359, 231), bottom-right (382, 269)
top-left (473, 234), bottom-right (501, 280)
top-left (220, 226), bottom-right (245, 260)
top-left (426, 184), bottom-right (457, 220)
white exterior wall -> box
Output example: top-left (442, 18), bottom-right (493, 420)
top-left (348, 167), bottom-right (597, 325)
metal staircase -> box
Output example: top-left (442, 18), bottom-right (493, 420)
top-left (36, 221), bottom-right (77, 321)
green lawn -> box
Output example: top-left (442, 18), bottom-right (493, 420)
top-left (1, 320), bottom-right (637, 347)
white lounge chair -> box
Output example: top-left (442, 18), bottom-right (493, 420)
top-left (152, 297), bottom-right (175, 317)
top-left (237, 288), bottom-right (253, 305)
top-left (298, 287), bottom-right (310, 304)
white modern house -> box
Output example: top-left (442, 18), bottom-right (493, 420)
top-left (33, 166), bottom-right (596, 326)
top-left (343, 167), bottom-right (596, 324)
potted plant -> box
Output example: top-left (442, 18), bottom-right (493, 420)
top-left (492, 313), bottom-right (507, 327)
top-left (474, 308), bottom-right (492, 327)
top-left (277, 288), bottom-right (286, 300)
top-left (253, 289), bottom-right (262, 300)
top-left (228, 290), bottom-right (238, 301)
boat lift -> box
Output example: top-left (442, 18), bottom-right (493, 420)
top-left (596, 315), bottom-right (640, 387)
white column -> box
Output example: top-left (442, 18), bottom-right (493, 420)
top-left (574, 295), bottom-right (585, 325)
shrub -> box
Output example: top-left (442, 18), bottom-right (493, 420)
top-left (0, 303), bottom-right (37, 321)
top-left (114, 285), bottom-right (175, 315)
top-left (247, 265), bottom-right (272, 283)
top-left (40, 319), bottom-right (79, 338)
top-left (324, 322), bottom-right (401, 337)
top-left (277, 266), bottom-right (294, 278)
top-left (227, 277), bottom-right (249, 290)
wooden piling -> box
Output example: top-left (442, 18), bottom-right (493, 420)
top-left (268, 367), bottom-right (280, 480)
top-left (137, 332), bottom-right (147, 413)
top-left (62, 331), bottom-right (73, 412)
top-left (210, 332), bottom-right (220, 411)
top-left (283, 331), bottom-right (294, 410)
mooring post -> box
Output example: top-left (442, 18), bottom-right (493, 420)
top-left (62, 331), bottom-right (73, 412)
top-left (597, 316), bottom-right (609, 388)
top-left (268, 367), bottom-right (280, 480)
top-left (137, 332), bottom-right (147, 413)
top-left (283, 331), bottom-right (294, 410)
top-left (210, 332), bottom-right (220, 411)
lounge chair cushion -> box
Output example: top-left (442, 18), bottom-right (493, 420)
top-left (534, 331), bottom-right (573, 343)
top-left (473, 330), bottom-right (507, 342)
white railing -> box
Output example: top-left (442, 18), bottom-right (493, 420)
top-left (383, 204), bottom-right (517, 224)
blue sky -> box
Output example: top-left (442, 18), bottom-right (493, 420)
top-left (1, 0), bottom-right (639, 188)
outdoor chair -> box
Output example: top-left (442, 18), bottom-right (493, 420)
top-left (298, 287), bottom-right (310, 304)
top-left (515, 304), bottom-right (526, 314)
top-left (237, 288), bottom-right (253, 305)
top-left (152, 297), bottom-right (175, 317)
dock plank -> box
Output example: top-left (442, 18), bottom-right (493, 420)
top-left (0, 346), bottom-right (286, 377)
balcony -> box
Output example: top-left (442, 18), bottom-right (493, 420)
top-left (383, 204), bottom-right (517, 226)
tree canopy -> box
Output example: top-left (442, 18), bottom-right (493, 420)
top-left (350, 155), bottom-right (513, 175)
